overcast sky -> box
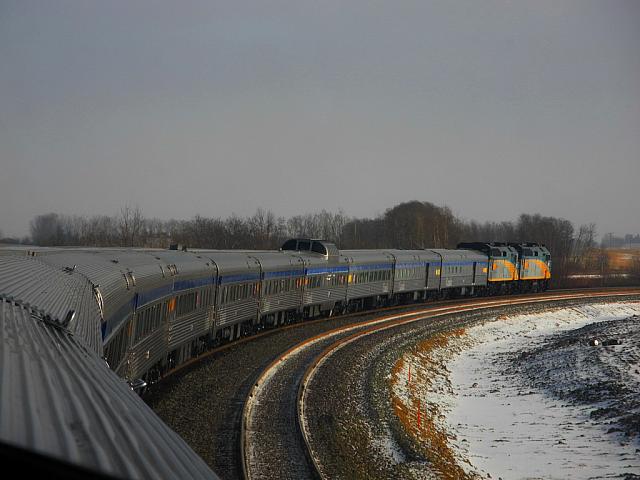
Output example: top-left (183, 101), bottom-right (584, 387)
top-left (1, 1), bottom-right (639, 239)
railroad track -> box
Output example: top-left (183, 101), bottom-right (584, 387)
top-left (240, 289), bottom-right (640, 480)
top-left (143, 288), bottom-right (640, 480)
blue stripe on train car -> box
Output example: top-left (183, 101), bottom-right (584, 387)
top-left (219, 273), bottom-right (261, 284)
top-left (173, 277), bottom-right (215, 292)
top-left (264, 270), bottom-right (305, 279)
top-left (396, 262), bottom-right (428, 269)
top-left (349, 263), bottom-right (394, 272)
top-left (137, 284), bottom-right (174, 307)
top-left (305, 266), bottom-right (349, 275)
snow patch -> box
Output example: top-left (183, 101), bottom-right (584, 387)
top-left (445, 302), bottom-right (640, 479)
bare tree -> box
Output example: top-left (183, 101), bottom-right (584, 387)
top-left (572, 223), bottom-right (597, 265)
top-left (30, 213), bottom-right (63, 246)
top-left (118, 205), bottom-right (145, 247)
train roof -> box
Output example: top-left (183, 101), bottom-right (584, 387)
top-left (247, 251), bottom-right (306, 271)
top-left (384, 249), bottom-right (442, 263)
top-left (430, 248), bottom-right (487, 262)
top-left (0, 257), bottom-right (218, 479)
top-left (341, 249), bottom-right (395, 264)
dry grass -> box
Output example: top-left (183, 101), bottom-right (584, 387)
top-left (388, 328), bottom-right (478, 480)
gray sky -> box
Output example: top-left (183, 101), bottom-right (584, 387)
top-left (1, 0), bottom-right (639, 239)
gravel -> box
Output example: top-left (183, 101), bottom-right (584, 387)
top-left (302, 297), bottom-right (640, 480)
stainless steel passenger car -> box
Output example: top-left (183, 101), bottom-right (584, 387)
top-left (251, 251), bottom-right (305, 326)
top-left (300, 253), bottom-right (349, 316)
top-left (343, 250), bottom-right (395, 308)
top-left (207, 252), bottom-right (261, 340)
top-left (431, 248), bottom-right (488, 294)
top-left (0, 252), bottom-right (218, 479)
top-left (386, 249), bottom-right (442, 300)
top-left (281, 238), bottom-right (349, 317)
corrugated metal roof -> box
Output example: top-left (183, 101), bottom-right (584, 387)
top-left (248, 252), bottom-right (305, 271)
top-left (342, 250), bottom-right (395, 264)
top-left (34, 252), bottom-right (134, 327)
top-left (0, 298), bottom-right (217, 479)
top-left (384, 249), bottom-right (442, 262)
top-left (0, 255), bottom-right (102, 354)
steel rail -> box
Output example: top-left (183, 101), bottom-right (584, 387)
top-left (160, 287), bottom-right (639, 381)
top-left (240, 288), bottom-right (640, 479)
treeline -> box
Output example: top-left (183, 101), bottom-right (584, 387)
top-left (342, 201), bottom-right (579, 279)
top-left (20, 200), bottom-right (600, 283)
top-left (27, 206), bottom-right (349, 250)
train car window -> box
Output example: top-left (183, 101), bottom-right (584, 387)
top-left (177, 292), bottom-right (197, 316)
top-left (490, 248), bottom-right (501, 257)
top-left (281, 239), bottom-right (298, 250)
top-left (311, 242), bottom-right (327, 255)
top-left (298, 240), bottom-right (311, 251)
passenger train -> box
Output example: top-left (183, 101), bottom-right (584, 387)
top-left (0, 239), bottom-right (550, 478)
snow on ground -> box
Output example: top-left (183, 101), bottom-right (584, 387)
top-left (445, 302), bottom-right (640, 479)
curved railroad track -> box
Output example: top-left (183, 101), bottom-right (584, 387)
top-left (144, 288), bottom-right (640, 480)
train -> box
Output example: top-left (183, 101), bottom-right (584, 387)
top-left (0, 239), bottom-right (550, 478)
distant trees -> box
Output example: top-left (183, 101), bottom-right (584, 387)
top-left (118, 205), bottom-right (145, 248)
top-left (341, 201), bottom-right (459, 249)
top-left (26, 206), bottom-right (353, 250)
top-left (30, 213), bottom-right (65, 246)
top-left (571, 223), bottom-right (597, 265)
top-left (24, 200), bottom-right (635, 285)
